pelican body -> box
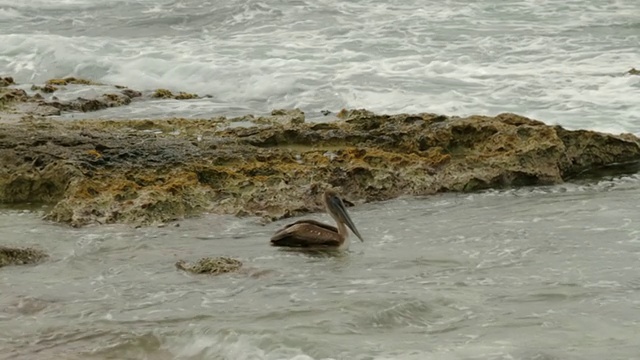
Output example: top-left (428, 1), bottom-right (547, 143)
top-left (270, 190), bottom-right (364, 249)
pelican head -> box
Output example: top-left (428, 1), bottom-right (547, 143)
top-left (324, 190), bottom-right (364, 242)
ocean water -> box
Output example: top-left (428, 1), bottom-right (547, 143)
top-left (1, 0), bottom-right (639, 132)
top-left (2, 2), bottom-right (640, 359)
top-left (2, 175), bottom-right (640, 360)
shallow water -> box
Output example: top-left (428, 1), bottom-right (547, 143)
top-left (1, 0), bottom-right (639, 133)
top-left (2, 174), bottom-right (640, 359)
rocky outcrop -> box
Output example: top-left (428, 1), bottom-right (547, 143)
top-left (0, 83), bottom-right (139, 122)
top-left (1, 75), bottom-right (639, 227)
top-left (0, 109), bottom-right (639, 227)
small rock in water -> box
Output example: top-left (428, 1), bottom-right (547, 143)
top-left (152, 88), bottom-right (200, 100)
top-left (320, 110), bottom-right (332, 116)
top-left (45, 77), bottom-right (100, 86)
top-left (121, 88), bottom-right (142, 98)
top-left (0, 76), bottom-right (15, 87)
top-left (175, 256), bottom-right (243, 275)
top-left (0, 246), bottom-right (48, 268)
top-left (627, 67), bottom-right (640, 75)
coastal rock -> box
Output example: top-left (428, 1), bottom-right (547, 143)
top-left (1, 75), bottom-right (640, 227)
top-left (0, 109), bottom-right (638, 227)
top-left (0, 246), bottom-right (48, 268)
top-left (1, 76), bottom-right (15, 87)
top-left (48, 92), bottom-right (132, 112)
top-left (627, 68), bottom-right (640, 75)
top-left (0, 88), bottom-right (28, 105)
top-left (45, 77), bottom-right (101, 86)
top-left (259, 108), bottom-right (306, 125)
top-left (0, 79), bottom-right (208, 124)
top-left (152, 88), bottom-right (199, 100)
top-left (175, 257), bottom-right (243, 275)
top-left (31, 84), bottom-right (58, 93)
top-left (121, 88), bottom-right (142, 98)
top-left (0, 86), bottom-right (140, 123)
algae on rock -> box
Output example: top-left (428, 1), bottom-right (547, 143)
top-left (152, 89), bottom-right (200, 100)
top-left (1, 83), bottom-right (640, 228)
top-left (175, 257), bottom-right (243, 275)
top-left (0, 246), bottom-right (48, 268)
top-left (0, 76), bottom-right (15, 87)
top-left (45, 77), bottom-right (101, 86)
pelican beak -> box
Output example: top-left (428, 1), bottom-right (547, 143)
top-left (330, 196), bottom-right (364, 242)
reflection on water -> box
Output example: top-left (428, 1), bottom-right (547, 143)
top-left (1, 175), bottom-right (640, 359)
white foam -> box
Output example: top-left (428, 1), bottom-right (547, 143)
top-left (165, 333), bottom-right (337, 360)
top-left (0, 1), bottom-right (638, 133)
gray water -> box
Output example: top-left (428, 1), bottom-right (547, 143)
top-left (2, 175), bottom-right (640, 360)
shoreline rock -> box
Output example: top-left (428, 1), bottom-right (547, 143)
top-left (1, 76), bottom-right (639, 227)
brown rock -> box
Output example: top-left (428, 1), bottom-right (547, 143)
top-left (48, 92), bottom-right (132, 113)
top-left (152, 88), bottom-right (199, 100)
top-left (256, 108), bottom-right (305, 125)
top-left (0, 88), bottom-right (28, 105)
top-left (0, 76), bottom-right (15, 87)
top-left (121, 88), bottom-right (142, 98)
top-left (175, 256), bottom-right (243, 275)
top-left (31, 84), bottom-right (58, 93)
top-left (0, 109), bottom-right (638, 227)
top-left (0, 246), bottom-right (48, 268)
top-left (45, 77), bottom-right (100, 86)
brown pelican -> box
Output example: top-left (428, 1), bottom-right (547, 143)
top-left (270, 190), bottom-right (364, 249)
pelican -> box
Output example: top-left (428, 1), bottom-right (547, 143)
top-left (270, 190), bottom-right (364, 249)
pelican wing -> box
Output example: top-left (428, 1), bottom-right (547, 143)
top-left (270, 221), bottom-right (341, 247)
top-left (279, 219), bottom-right (338, 233)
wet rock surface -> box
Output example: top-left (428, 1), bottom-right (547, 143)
top-left (152, 88), bottom-right (200, 100)
top-left (1, 77), bottom-right (15, 87)
top-left (175, 257), bottom-right (243, 275)
top-left (1, 76), bottom-right (640, 227)
top-left (1, 77), bottom-right (142, 123)
top-left (0, 246), bottom-right (48, 268)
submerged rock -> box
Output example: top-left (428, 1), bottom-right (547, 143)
top-left (152, 88), bottom-right (199, 100)
top-left (175, 257), bottom-right (243, 275)
top-left (45, 77), bottom-right (101, 86)
top-left (0, 246), bottom-right (48, 268)
top-left (628, 68), bottom-right (640, 76)
top-left (48, 92), bottom-right (132, 112)
top-left (0, 79), bottom-right (186, 123)
top-left (31, 84), bottom-right (58, 93)
top-left (0, 85), bottom-right (136, 122)
top-left (0, 88), bottom-right (28, 105)
top-left (1, 76), bottom-right (15, 87)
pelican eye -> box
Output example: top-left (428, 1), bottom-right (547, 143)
top-left (329, 195), bottom-right (342, 208)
